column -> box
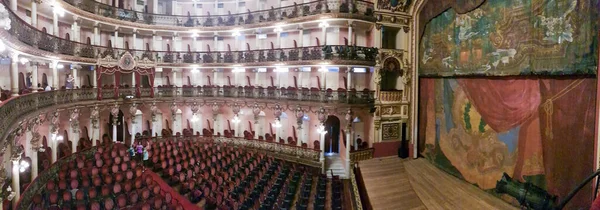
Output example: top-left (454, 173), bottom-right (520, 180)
top-left (132, 30), bottom-right (138, 50)
top-left (93, 23), bottom-right (100, 45)
top-left (71, 18), bottom-right (80, 42)
top-left (374, 25), bottom-right (382, 49)
top-left (11, 157), bottom-right (20, 209)
top-left (52, 61), bottom-right (59, 89)
top-left (213, 34), bottom-right (218, 51)
top-left (31, 62), bottom-right (39, 92)
top-left (319, 128), bottom-right (325, 173)
top-left (9, 0), bottom-right (16, 11)
top-left (298, 28), bottom-right (304, 47)
top-left (345, 127), bottom-right (351, 177)
top-left (347, 66), bottom-right (352, 89)
top-left (53, 12), bottom-right (59, 36)
top-left (276, 30), bottom-right (282, 48)
top-left (31, 148), bottom-right (38, 181)
top-left (113, 29), bottom-right (119, 48)
top-left (348, 21), bottom-right (353, 45)
top-left (69, 109), bottom-right (80, 153)
top-left (50, 131), bottom-right (58, 163)
top-left (172, 70), bottom-right (178, 87)
top-left (92, 69), bottom-right (97, 88)
top-left (31, 1), bottom-right (37, 28)
top-left (90, 120), bottom-right (99, 146)
top-left (235, 0), bottom-right (239, 13)
top-left (10, 53), bottom-right (18, 96)
top-left (72, 66), bottom-right (80, 88)
top-left (172, 0), bottom-right (178, 15)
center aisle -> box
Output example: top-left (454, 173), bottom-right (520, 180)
top-left (144, 170), bottom-right (204, 210)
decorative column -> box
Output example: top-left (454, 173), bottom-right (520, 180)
top-left (26, 118), bottom-right (41, 181)
top-left (275, 28), bottom-right (282, 48)
top-left (132, 30), bottom-right (138, 50)
top-left (111, 104), bottom-right (119, 142)
top-left (273, 104), bottom-right (283, 141)
top-left (346, 66), bottom-right (353, 89)
top-left (298, 27), bottom-right (304, 47)
top-left (113, 28), bottom-right (119, 48)
top-left (69, 108), bottom-right (80, 153)
top-left (9, 0), bottom-right (16, 11)
top-left (9, 52), bottom-right (18, 96)
top-left (317, 107), bottom-right (327, 173)
top-left (93, 23), bottom-right (100, 45)
top-left (71, 17), bottom-right (80, 42)
top-left (190, 102), bottom-right (202, 135)
top-left (52, 10), bottom-right (58, 36)
top-left (348, 21), bottom-right (353, 45)
top-left (231, 103), bottom-right (241, 137)
top-left (49, 111), bottom-right (60, 163)
top-left (90, 105), bottom-right (100, 146)
top-left (211, 103), bottom-right (220, 135)
top-left (150, 102), bottom-right (162, 137)
top-left (30, 62), bottom-right (39, 92)
top-left (252, 103), bottom-right (262, 138)
top-left (10, 147), bottom-right (23, 209)
top-left (213, 34), bottom-right (218, 50)
top-left (129, 103), bottom-right (138, 145)
top-left (171, 102), bottom-right (182, 134)
top-left (344, 109), bottom-right (353, 177)
top-left (294, 106), bottom-right (304, 146)
top-left (51, 61), bottom-right (59, 89)
top-left (30, 0), bottom-right (38, 27)
top-left (72, 65), bottom-right (80, 88)
top-left (374, 24), bottom-right (382, 49)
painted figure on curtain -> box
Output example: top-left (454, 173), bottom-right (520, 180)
top-left (419, 0), bottom-right (598, 76)
top-left (419, 77), bottom-right (596, 209)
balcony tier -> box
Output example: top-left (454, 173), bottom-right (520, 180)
top-left (58, 0), bottom-right (375, 31)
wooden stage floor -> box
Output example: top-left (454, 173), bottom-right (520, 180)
top-left (359, 157), bottom-right (517, 210)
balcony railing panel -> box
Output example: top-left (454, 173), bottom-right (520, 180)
top-left (63, 0), bottom-right (374, 28)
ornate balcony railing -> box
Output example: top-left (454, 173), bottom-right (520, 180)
top-left (153, 86), bottom-right (374, 104)
top-left (5, 3), bottom-right (377, 65)
top-left (65, 0), bottom-right (374, 28)
top-left (379, 90), bottom-right (403, 102)
top-left (350, 148), bottom-right (374, 163)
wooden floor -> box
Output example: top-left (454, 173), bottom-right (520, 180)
top-left (359, 157), bottom-right (517, 210)
top-left (359, 157), bottom-right (427, 210)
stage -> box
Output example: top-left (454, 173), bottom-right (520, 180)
top-left (358, 157), bottom-right (517, 210)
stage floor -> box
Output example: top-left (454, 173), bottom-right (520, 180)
top-left (359, 157), bottom-right (517, 210)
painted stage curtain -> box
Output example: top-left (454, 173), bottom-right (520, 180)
top-left (457, 79), bottom-right (544, 179)
top-left (422, 77), bottom-right (596, 209)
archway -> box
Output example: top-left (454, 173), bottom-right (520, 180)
top-left (324, 115), bottom-right (341, 154)
top-left (380, 57), bottom-right (403, 91)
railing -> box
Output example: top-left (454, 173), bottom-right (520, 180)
top-left (152, 86), bottom-right (374, 104)
top-left (350, 148), bottom-right (374, 163)
top-left (16, 147), bottom-right (98, 210)
top-left (64, 0), bottom-right (374, 28)
top-left (5, 3), bottom-right (377, 65)
top-left (379, 90), bottom-right (403, 102)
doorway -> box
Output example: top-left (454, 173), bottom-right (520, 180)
top-left (108, 109), bottom-right (125, 142)
top-left (324, 115), bottom-right (340, 154)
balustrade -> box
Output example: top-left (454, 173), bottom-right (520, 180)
top-left (350, 148), bottom-right (374, 163)
top-left (63, 0), bottom-right (374, 28)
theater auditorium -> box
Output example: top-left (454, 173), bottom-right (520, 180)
top-left (0, 0), bottom-right (597, 209)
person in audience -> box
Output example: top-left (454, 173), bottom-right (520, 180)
top-left (128, 145), bottom-right (135, 157)
top-left (44, 83), bottom-right (51, 91)
top-left (142, 147), bottom-right (149, 169)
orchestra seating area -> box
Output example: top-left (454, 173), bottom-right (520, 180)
top-left (27, 137), bottom-right (343, 210)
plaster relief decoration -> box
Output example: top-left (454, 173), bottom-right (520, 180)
top-left (252, 103), bottom-right (262, 124)
top-left (170, 102), bottom-right (178, 121)
top-left (150, 102), bottom-right (160, 122)
top-left (344, 109), bottom-right (353, 128)
top-left (419, 0), bottom-right (598, 76)
top-left (69, 108), bottom-right (80, 133)
top-left (377, 0), bottom-right (412, 12)
top-left (129, 103), bottom-right (138, 123)
top-left (381, 123), bottom-right (400, 141)
top-left (96, 51), bottom-right (156, 100)
top-left (90, 105), bottom-right (100, 129)
top-left (111, 104), bottom-right (120, 124)
top-left (50, 112), bottom-right (60, 133)
top-left (211, 102), bottom-right (220, 121)
top-left (294, 106), bottom-right (304, 129)
top-left (273, 103), bottom-right (283, 119)
top-left (231, 103), bottom-right (241, 115)
top-left (317, 107), bottom-right (327, 124)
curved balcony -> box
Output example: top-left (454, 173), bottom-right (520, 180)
top-left (59, 0), bottom-right (375, 31)
top-left (0, 87), bottom-right (373, 142)
top-left (4, 4), bottom-right (377, 66)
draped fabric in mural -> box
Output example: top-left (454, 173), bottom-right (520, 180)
top-left (419, 0), bottom-right (598, 76)
top-left (418, 77), bottom-right (597, 209)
